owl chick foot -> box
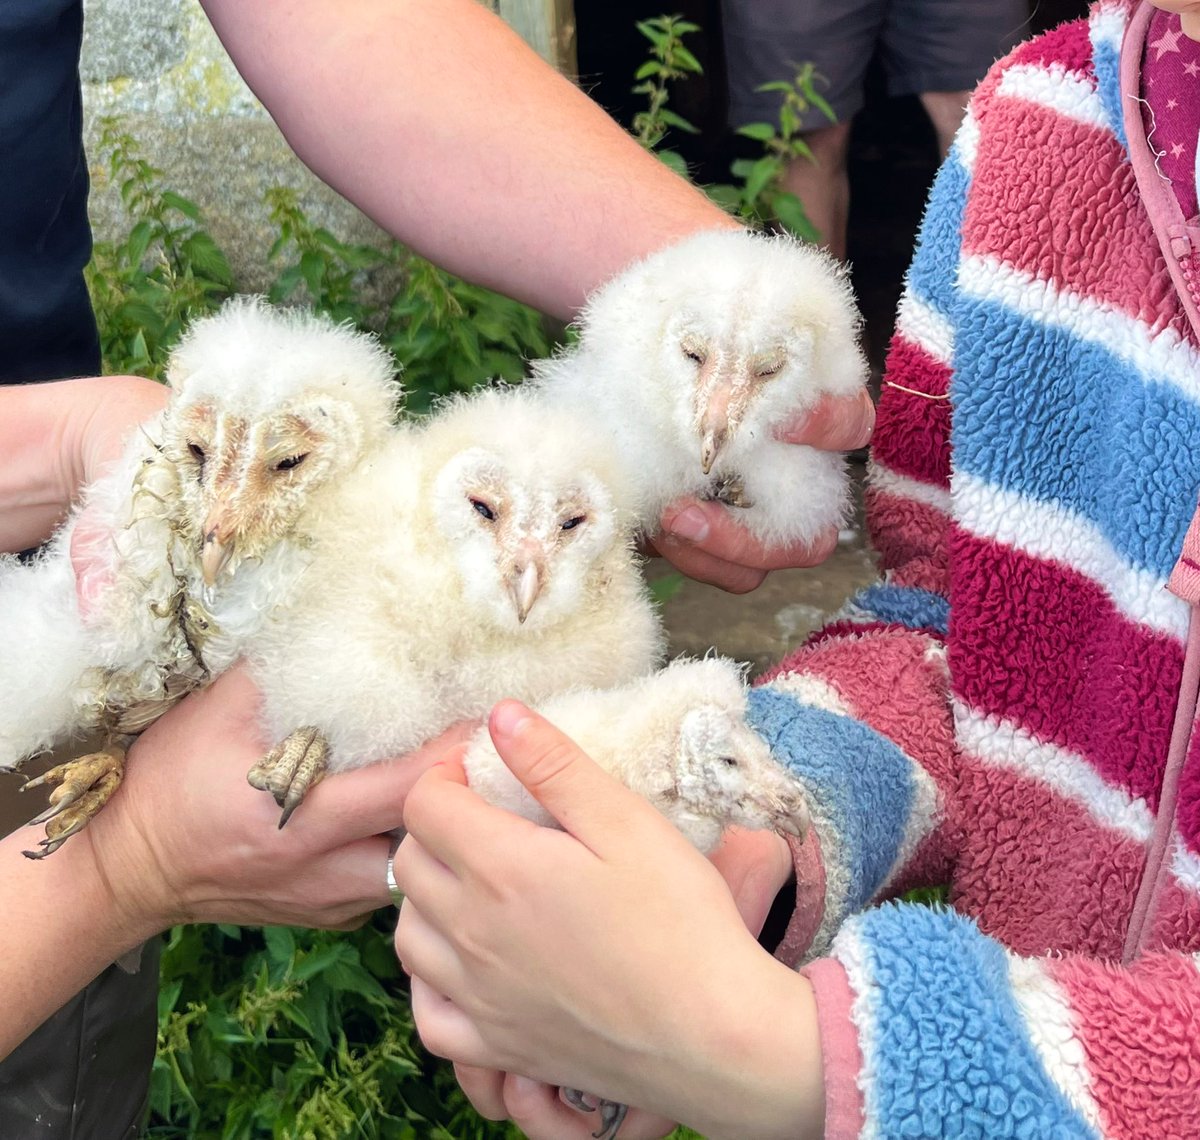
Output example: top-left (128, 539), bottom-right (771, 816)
top-left (707, 472), bottom-right (753, 510)
top-left (247, 726), bottom-right (329, 828)
top-left (561, 1088), bottom-right (628, 1140)
top-left (20, 747), bottom-right (126, 859)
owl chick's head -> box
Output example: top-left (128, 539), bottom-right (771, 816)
top-left (424, 388), bottom-right (634, 632)
top-left (162, 297), bottom-right (401, 584)
top-left (580, 229), bottom-right (866, 474)
top-left (654, 658), bottom-right (809, 841)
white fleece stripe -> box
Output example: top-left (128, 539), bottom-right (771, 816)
top-left (880, 761), bottom-right (941, 895)
top-left (869, 461), bottom-right (953, 515)
top-left (995, 62), bottom-right (1111, 133)
top-left (1090, 4), bottom-right (1129, 54)
top-left (1170, 833), bottom-right (1200, 894)
top-left (954, 701), bottom-right (1156, 843)
top-left (1006, 956), bottom-right (1107, 1136)
top-left (953, 472), bottom-right (1191, 641)
top-left (763, 672), bottom-right (853, 717)
top-left (827, 923), bottom-right (881, 1140)
top-left (954, 108), bottom-right (979, 176)
top-left (892, 292), bottom-right (955, 367)
top-left (958, 254), bottom-right (1200, 408)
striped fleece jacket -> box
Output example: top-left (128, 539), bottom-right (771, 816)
top-left (743, 3), bottom-right (1200, 1135)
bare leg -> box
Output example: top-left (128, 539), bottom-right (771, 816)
top-left (779, 119), bottom-right (853, 260)
top-left (917, 90), bottom-right (971, 159)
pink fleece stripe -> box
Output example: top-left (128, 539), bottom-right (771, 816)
top-left (964, 99), bottom-right (1177, 329)
top-left (1047, 952), bottom-right (1200, 1139)
top-left (949, 528), bottom-right (1183, 808)
top-left (799, 957), bottom-right (865, 1140)
top-left (864, 487), bottom-right (950, 591)
top-left (873, 335), bottom-right (952, 487)
top-left (774, 828), bottom-right (827, 968)
top-left (952, 759), bottom-right (1145, 958)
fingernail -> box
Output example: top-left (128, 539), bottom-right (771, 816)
top-left (665, 506), bottom-right (710, 544)
top-left (490, 699), bottom-right (532, 739)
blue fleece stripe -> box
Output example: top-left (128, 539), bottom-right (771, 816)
top-left (1091, 29), bottom-right (1128, 155)
top-left (852, 584), bottom-right (950, 636)
top-left (904, 147), bottom-right (970, 321)
top-left (844, 904), bottom-right (1099, 1139)
top-left (950, 296), bottom-right (1200, 577)
top-left (747, 687), bottom-right (914, 912)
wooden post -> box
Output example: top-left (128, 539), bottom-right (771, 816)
top-left (487, 0), bottom-right (577, 75)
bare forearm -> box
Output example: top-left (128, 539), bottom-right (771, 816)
top-left (0, 377), bottom-right (165, 552)
top-left (199, 0), bottom-right (737, 318)
top-left (0, 827), bottom-right (155, 1061)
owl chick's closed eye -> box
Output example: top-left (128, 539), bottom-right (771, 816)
top-left (532, 229), bottom-right (870, 548)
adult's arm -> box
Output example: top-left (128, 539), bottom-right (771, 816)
top-left (0, 666), bottom-right (467, 1062)
top-left (0, 376), bottom-right (166, 552)
top-left (198, 0), bottom-right (735, 320)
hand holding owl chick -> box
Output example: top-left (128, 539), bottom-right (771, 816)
top-left (395, 690), bottom-right (810, 1140)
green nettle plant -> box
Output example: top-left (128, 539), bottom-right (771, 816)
top-left (84, 15), bottom-right (838, 1137)
top-left (632, 16), bottom-right (835, 241)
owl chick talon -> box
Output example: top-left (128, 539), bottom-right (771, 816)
top-left (247, 726), bottom-right (329, 827)
top-left (19, 749), bottom-right (125, 857)
top-left (561, 1089), bottom-right (627, 1140)
top-left (707, 471), bottom-right (754, 510)
top-left (593, 1099), bottom-right (628, 1140)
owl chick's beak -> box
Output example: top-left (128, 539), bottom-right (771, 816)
top-left (762, 791), bottom-right (809, 840)
top-left (200, 503), bottom-right (236, 586)
top-left (508, 559), bottom-right (544, 624)
top-left (697, 374), bottom-right (733, 475)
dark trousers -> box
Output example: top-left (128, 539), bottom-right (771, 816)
top-left (0, 941), bottom-right (160, 1138)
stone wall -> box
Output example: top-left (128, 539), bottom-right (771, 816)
top-left (80, 0), bottom-right (571, 292)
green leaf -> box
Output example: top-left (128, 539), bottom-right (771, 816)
top-left (160, 190), bottom-right (203, 220)
top-left (771, 191), bottom-right (822, 242)
top-left (735, 121), bottom-right (776, 142)
top-left (263, 926), bottom-right (296, 966)
top-left (740, 155), bottom-right (778, 202)
top-left (634, 60), bottom-right (662, 79)
top-left (657, 108), bottom-right (700, 134)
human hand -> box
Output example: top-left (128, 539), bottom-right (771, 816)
top-left (438, 824), bottom-right (794, 1140)
top-left (394, 701), bottom-right (822, 1140)
top-left (81, 664), bottom-right (475, 939)
top-left (648, 389), bottom-right (875, 592)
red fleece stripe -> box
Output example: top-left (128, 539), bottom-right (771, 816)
top-left (952, 759), bottom-right (1145, 958)
top-left (948, 527), bottom-right (1183, 809)
top-left (873, 334), bottom-right (952, 487)
top-left (865, 486), bottom-right (950, 591)
top-left (800, 957), bottom-right (865, 1140)
top-left (964, 97), bottom-right (1179, 329)
top-left (1048, 952), bottom-right (1200, 1138)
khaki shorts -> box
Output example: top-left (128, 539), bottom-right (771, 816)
top-left (722, 0), bottom-right (1031, 128)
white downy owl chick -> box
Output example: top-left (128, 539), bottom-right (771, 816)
top-left (463, 655), bottom-right (809, 1140)
top-left (463, 655), bottom-right (808, 853)
top-left (245, 385), bottom-right (665, 825)
top-left (1, 297), bottom-right (399, 855)
top-left (532, 229), bottom-right (869, 547)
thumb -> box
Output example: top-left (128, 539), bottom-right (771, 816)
top-left (488, 700), bottom-right (674, 852)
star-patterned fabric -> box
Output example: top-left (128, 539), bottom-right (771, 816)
top-left (1142, 9), bottom-right (1200, 220)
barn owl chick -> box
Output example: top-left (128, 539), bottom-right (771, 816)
top-left (464, 655), bottom-right (808, 853)
top-left (462, 656), bottom-right (809, 1140)
top-left (246, 385), bottom-right (665, 826)
top-left (3, 297), bottom-right (399, 856)
top-left (533, 229), bottom-right (869, 547)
